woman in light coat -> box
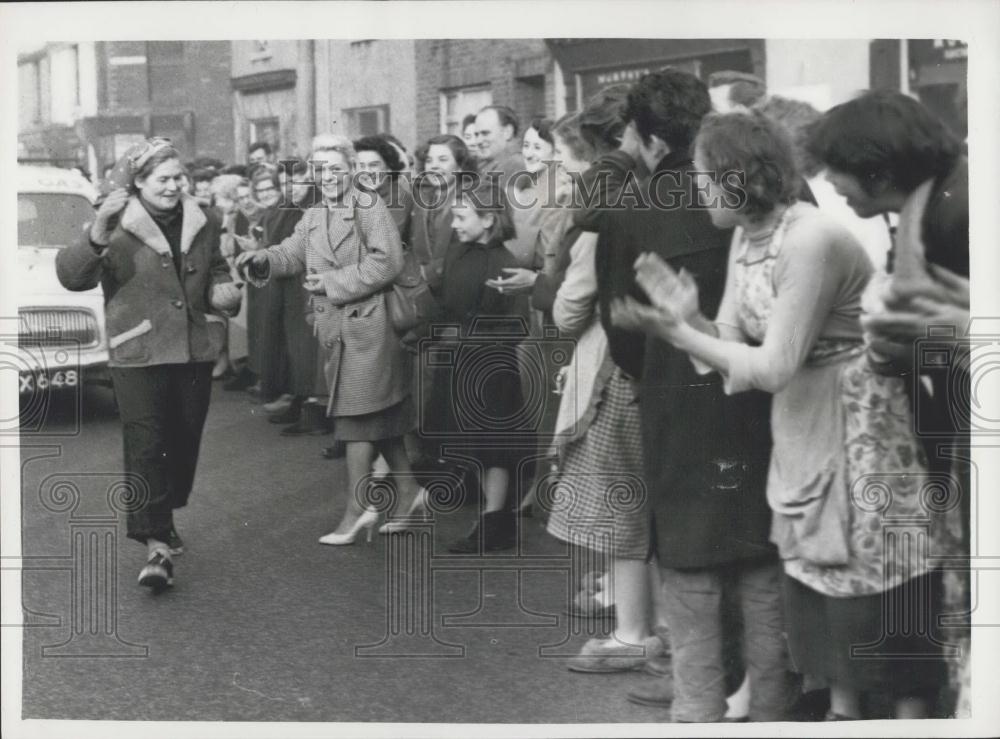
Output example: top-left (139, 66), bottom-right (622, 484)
top-left (237, 136), bottom-right (428, 544)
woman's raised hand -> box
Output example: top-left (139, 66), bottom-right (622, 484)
top-left (633, 252), bottom-right (699, 324)
top-left (90, 188), bottom-right (129, 244)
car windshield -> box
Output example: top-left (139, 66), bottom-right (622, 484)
top-left (18, 193), bottom-right (94, 248)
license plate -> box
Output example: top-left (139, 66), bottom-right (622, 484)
top-left (19, 370), bottom-right (79, 394)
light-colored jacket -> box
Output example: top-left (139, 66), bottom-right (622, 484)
top-left (55, 195), bottom-right (236, 367)
top-left (251, 190), bottom-right (406, 417)
top-left (552, 232), bottom-right (611, 444)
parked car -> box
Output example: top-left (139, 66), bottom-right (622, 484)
top-left (16, 164), bottom-right (109, 397)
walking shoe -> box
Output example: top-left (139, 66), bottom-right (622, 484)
top-left (262, 394), bottom-right (295, 415)
top-left (447, 511), bottom-right (515, 553)
top-left (321, 442), bottom-right (347, 459)
top-left (166, 526), bottom-right (184, 556)
top-left (281, 402), bottom-right (332, 436)
top-left (567, 635), bottom-right (665, 673)
top-left (268, 397), bottom-right (303, 424)
top-left (626, 676), bottom-right (675, 708)
top-left (137, 551), bottom-right (174, 592)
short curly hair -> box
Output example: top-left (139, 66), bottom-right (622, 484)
top-left (625, 68), bottom-right (711, 154)
top-left (695, 110), bottom-right (799, 223)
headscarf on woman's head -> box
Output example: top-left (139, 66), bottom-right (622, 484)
top-left (99, 137), bottom-right (177, 197)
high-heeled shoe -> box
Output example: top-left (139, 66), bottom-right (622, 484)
top-left (318, 508), bottom-right (379, 545)
top-left (377, 488), bottom-right (431, 534)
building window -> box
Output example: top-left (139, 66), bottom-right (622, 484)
top-left (344, 105), bottom-right (390, 138)
top-left (250, 117), bottom-right (281, 152)
top-left (440, 86), bottom-right (492, 135)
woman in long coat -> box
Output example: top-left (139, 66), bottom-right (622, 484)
top-left (56, 138), bottom-right (242, 591)
top-left (238, 136), bottom-right (428, 544)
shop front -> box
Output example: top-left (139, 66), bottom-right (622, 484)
top-left (545, 38), bottom-right (765, 112)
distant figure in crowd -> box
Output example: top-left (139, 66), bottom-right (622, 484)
top-left (247, 140), bottom-right (274, 168)
top-left (55, 138), bottom-right (242, 592)
top-left (475, 104), bottom-right (523, 188)
top-left (462, 113), bottom-right (479, 165)
top-left (707, 70), bottom-right (767, 113)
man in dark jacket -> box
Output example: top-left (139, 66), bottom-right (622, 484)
top-left (597, 69), bottom-right (791, 722)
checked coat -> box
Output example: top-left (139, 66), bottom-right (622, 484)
top-left (248, 189), bottom-right (407, 417)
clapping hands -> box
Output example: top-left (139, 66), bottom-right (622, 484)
top-left (610, 252), bottom-right (700, 340)
top-left (861, 264), bottom-right (970, 363)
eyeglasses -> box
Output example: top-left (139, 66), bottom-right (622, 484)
top-left (254, 184), bottom-right (277, 195)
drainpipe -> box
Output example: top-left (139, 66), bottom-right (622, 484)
top-left (296, 40), bottom-right (316, 157)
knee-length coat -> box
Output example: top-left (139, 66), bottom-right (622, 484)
top-left (247, 189), bottom-right (406, 417)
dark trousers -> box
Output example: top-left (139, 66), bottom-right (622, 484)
top-left (256, 277), bottom-right (317, 398)
top-left (111, 362), bottom-right (213, 544)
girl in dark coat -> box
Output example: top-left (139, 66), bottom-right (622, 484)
top-left (433, 182), bottom-right (528, 552)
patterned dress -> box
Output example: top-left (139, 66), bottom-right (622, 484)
top-left (726, 202), bottom-right (962, 597)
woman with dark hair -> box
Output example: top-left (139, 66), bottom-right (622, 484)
top-left (462, 113), bottom-right (479, 164)
top-left (616, 109), bottom-right (959, 719)
top-left (807, 89), bottom-right (970, 717)
top-left (499, 116), bottom-right (557, 269)
top-left (431, 180), bottom-right (528, 552)
top-left (412, 134), bottom-right (475, 288)
top-left (354, 134), bottom-right (414, 248)
top-left (56, 138), bottom-right (242, 591)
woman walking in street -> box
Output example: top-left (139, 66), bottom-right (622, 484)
top-left (56, 138), bottom-right (242, 591)
top-left (237, 136), bottom-right (428, 544)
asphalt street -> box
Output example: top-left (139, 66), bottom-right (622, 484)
top-left (18, 380), bottom-right (674, 724)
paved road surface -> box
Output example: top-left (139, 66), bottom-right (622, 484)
top-left (18, 382), bottom-right (673, 724)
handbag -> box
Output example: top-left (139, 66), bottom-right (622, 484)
top-left (353, 217), bottom-right (435, 334)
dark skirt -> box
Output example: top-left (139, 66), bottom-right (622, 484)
top-left (783, 571), bottom-right (948, 704)
top-left (333, 395), bottom-right (415, 443)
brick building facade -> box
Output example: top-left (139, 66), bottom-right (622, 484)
top-left (87, 40), bottom-right (233, 167)
top-left (18, 41), bottom-right (233, 173)
top-left (414, 39), bottom-right (557, 145)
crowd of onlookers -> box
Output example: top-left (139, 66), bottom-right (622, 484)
top-left (71, 66), bottom-right (970, 722)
